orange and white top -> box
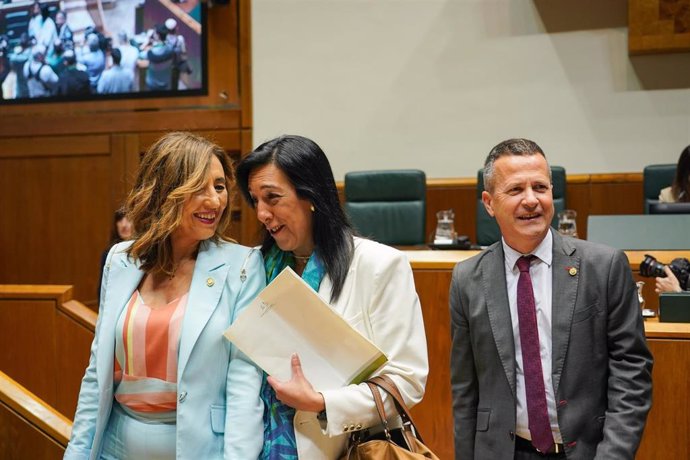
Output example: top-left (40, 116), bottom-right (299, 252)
top-left (113, 290), bottom-right (188, 423)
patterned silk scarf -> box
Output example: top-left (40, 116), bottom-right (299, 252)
top-left (260, 244), bottom-right (326, 460)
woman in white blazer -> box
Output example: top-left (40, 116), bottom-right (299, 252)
top-left (65, 132), bottom-right (265, 460)
top-left (235, 135), bottom-right (429, 459)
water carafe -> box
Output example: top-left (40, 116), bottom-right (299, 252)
top-left (434, 209), bottom-right (457, 244)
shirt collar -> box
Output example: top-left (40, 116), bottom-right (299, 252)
top-left (502, 228), bottom-right (553, 271)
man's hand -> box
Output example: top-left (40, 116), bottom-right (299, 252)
top-left (267, 353), bottom-right (326, 413)
top-left (655, 266), bottom-right (682, 293)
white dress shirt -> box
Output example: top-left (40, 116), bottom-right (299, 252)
top-left (502, 229), bottom-right (563, 443)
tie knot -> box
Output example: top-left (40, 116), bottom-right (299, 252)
top-left (517, 255), bottom-right (535, 273)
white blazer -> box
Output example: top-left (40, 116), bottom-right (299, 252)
top-left (293, 237), bottom-right (429, 459)
top-left (64, 240), bottom-right (266, 460)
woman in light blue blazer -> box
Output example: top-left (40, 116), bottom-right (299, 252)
top-left (65, 132), bottom-right (265, 460)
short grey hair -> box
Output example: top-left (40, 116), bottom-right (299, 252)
top-left (483, 138), bottom-right (550, 192)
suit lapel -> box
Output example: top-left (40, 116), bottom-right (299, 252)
top-left (96, 245), bottom-right (145, 389)
top-left (482, 244), bottom-right (517, 397)
top-left (550, 232), bottom-right (579, 395)
top-left (177, 241), bottom-right (231, 381)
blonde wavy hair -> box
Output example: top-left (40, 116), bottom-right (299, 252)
top-left (125, 131), bottom-right (234, 276)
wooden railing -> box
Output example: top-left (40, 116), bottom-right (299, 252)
top-left (0, 285), bottom-right (95, 420)
top-left (3, 266), bottom-right (688, 460)
top-left (0, 370), bottom-right (71, 458)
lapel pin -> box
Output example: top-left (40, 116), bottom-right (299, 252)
top-left (568, 267), bottom-right (577, 276)
top-left (207, 277), bottom-right (215, 287)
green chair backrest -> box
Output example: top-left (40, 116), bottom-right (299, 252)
top-left (344, 169), bottom-right (426, 246)
top-left (476, 166), bottom-right (566, 246)
top-left (643, 164), bottom-right (676, 213)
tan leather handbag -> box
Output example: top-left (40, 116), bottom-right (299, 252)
top-left (339, 375), bottom-right (440, 460)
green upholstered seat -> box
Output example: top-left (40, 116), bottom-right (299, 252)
top-left (344, 169), bottom-right (426, 245)
top-left (476, 166), bottom-right (566, 247)
top-left (643, 164), bottom-right (676, 213)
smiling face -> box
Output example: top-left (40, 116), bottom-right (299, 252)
top-left (171, 155), bottom-right (228, 249)
top-left (247, 163), bottom-right (314, 257)
top-left (482, 154), bottom-right (554, 254)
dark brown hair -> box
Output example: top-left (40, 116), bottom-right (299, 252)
top-left (236, 135), bottom-right (354, 302)
top-left (672, 145), bottom-right (690, 202)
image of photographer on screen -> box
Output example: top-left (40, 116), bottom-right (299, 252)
top-left (639, 254), bottom-right (690, 293)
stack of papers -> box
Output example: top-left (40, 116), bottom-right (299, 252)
top-left (224, 267), bottom-right (387, 391)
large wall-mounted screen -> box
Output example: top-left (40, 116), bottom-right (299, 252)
top-left (0, 0), bottom-right (207, 103)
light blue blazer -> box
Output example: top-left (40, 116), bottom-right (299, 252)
top-left (64, 239), bottom-right (266, 460)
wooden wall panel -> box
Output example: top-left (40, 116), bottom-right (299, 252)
top-left (239, 129), bottom-right (262, 245)
top-left (239, 0), bottom-right (254, 129)
top-left (564, 175), bottom-right (592, 240)
top-left (629, 0), bottom-right (690, 54)
top-left (55, 311), bottom-right (95, 419)
top-left (109, 134), bottom-right (143, 212)
top-left (411, 269), bottom-right (455, 460)
top-left (0, 300), bottom-right (57, 407)
top-left (637, 339), bottom-right (690, 459)
top-left (588, 179), bottom-right (644, 216)
top-left (0, 402), bottom-right (65, 460)
top-left (0, 109), bottom-right (244, 139)
top-left (0, 149), bottom-right (112, 303)
top-left (0, 135), bottom-right (110, 158)
top-left (426, 179), bottom-right (477, 244)
top-left (0, 287), bottom-right (95, 419)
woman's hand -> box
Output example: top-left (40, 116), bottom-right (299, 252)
top-left (655, 266), bottom-right (683, 293)
top-left (267, 353), bottom-right (325, 413)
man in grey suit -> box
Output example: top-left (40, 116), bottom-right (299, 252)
top-left (450, 139), bottom-right (653, 459)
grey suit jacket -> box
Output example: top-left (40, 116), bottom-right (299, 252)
top-left (450, 231), bottom-right (652, 460)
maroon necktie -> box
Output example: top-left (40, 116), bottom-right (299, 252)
top-left (516, 255), bottom-right (554, 453)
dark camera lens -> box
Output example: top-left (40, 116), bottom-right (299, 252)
top-left (639, 254), bottom-right (667, 278)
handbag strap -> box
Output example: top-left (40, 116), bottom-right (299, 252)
top-left (365, 381), bottom-right (388, 427)
top-left (367, 375), bottom-right (426, 444)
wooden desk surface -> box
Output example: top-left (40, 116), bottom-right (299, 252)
top-left (643, 318), bottom-right (690, 339)
top-left (403, 249), bottom-right (690, 271)
top-left (402, 250), bottom-right (480, 269)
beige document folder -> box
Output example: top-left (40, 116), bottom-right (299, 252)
top-left (224, 267), bottom-right (388, 392)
